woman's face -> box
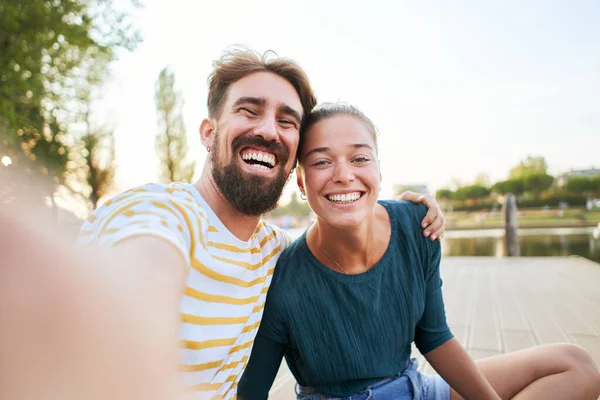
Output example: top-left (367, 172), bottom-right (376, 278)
top-left (298, 115), bottom-right (381, 229)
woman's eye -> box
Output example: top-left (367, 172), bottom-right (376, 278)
top-left (312, 160), bottom-right (328, 167)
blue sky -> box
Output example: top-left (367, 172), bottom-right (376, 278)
top-left (92, 0), bottom-right (599, 203)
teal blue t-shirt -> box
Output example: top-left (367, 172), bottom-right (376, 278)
top-left (238, 200), bottom-right (453, 398)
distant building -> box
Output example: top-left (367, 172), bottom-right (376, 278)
top-left (556, 167), bottom-right (600, 188)
top-left (393, 184), bottom-right (430, 197)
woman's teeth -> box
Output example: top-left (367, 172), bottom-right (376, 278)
top-left (326, 192), bottom-right (362, 203)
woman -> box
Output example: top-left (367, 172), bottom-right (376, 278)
top-left (238, 103), bottom-right (600, 400)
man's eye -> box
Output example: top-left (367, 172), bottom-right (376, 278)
top-left (279, 120), bottom-right (295, 127)
top-left (241, 108), bottom-right (257, 116)
top-left (353, 156), bottom-right (370, 163)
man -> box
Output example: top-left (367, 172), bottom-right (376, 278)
top-left (0, 48), bottom-right (444, 399)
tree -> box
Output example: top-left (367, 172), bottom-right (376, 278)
top-left (565, 176), bottom-right (600, 198)
top-left (435, 189), bottom-right (454, 200)
top-left (0, 0), bottom-right (139, 207)
top-left (68, 52), bottom-right (118, 211)
top-left (492, 179), bottom-right (525, 196)
top-left (522, 173), bottom-right (554, 195)
top-left (454, 185), bottom-right (491, 201)
top-left (155, 68), bottom-right (195, 183)
top-left (509, 156), bottom-right (548, 178)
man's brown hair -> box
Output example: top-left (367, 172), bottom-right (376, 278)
top-left (207, 47), bottom-right (317, 122)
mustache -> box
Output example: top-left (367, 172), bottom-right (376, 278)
top-left (231, 135), bottom-right (289, 160)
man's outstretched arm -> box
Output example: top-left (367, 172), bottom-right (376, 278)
top-left (0, 205), bottom-right (187, 399)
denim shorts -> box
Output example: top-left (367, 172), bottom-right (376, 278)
top-left (295, 358), bottom-right (450, 400)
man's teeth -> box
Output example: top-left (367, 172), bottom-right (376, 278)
top-left (327, 192), bottom-right (362, 202)
top-left (242, 152), bottom-right (275, 167)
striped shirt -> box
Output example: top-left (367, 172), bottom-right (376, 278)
top-left (78, 182), bottom-right (291, 399)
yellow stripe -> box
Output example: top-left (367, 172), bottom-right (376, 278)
top-left (180, 314), bottom-right (248, 326)
top-left (191, 258), bottom-right (267, 288)
top-left (261, 286), bottom-right (269, 294)
top-left (184, 286), bottom-right (259, 305)
top-left (195, 214), bottom-right (208, 251)
top-left (98, 200), bottom-right (142, 237)
top-left (208, 241), bottom-right (262, 254)
top-left (111, 191), bottom-right (140, 205)
top-left (209, 226), bottom-right (218, 232)
top-left (259, 230), bottom-right (277, 247)
top-left (211, 245), bottom-right (281, 271)
top-left (252, 303), bottom-right (265, 313)
top-left (182, 202), bottom-right (207, 221)
top-left (181, 338), bottom-right (237, 350)
top-left (179, 360), bottom-right (222, 372)
top-left (219, 356), bottom-right (249, 372)
top-left (151, 200), bottom-right (186, 223)
top-left (178, 201), bottom-right (207, 250)
top-left (241, 321), bottom-right (260, 333)
top-left (168, 199), bottom-right (199, 255)
top-left (228, 339), bottom-right (254, 355)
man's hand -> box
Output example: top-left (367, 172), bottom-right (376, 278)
top-left (0, 202), bottom-right (186, 400)
top-left (397, 191), bottom-right (446, 241)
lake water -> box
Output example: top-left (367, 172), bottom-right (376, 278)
top-left (287, 227), bottom-right (600, 264)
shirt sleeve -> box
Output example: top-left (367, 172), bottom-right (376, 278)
top-left (414, 240), bottom-right (454, 354)
top-left (78, 190), bottom-right (194, 267)
top-left (237, 334), bottom-right (287, 400)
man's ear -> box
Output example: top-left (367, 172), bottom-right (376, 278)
top-left (199, 118), bottom-right (216, 148)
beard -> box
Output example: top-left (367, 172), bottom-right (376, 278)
top-left (210, 131), bottom-right (291, 216)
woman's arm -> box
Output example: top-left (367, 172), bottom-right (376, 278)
top-left (425, 338), bottom-right (500, 400)
top-left (237, 334), bottom-right (287, 400)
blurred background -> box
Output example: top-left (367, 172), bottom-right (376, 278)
top-left (1, 0), bottom-right (599, 261)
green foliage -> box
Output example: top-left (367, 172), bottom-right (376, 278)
top-left (435, 188), bottom-right (454, 200)
top-left (509, 156), bottom-right (548, 178)
top-left (565, 176), bottom-right (600, 196)
top-left (454, 185), bottom-right (491, 201)
top-left (0, 0), bottom-right (139, 202)
top-left (522, 173), bottom-right (554, 195)
top-left (155, 68), bottom-right (195, 183)
top-left (492, 179), bottom-right (525, 196)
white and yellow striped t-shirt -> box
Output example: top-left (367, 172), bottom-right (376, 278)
top-left (78, 182), bottom-right (291, 399)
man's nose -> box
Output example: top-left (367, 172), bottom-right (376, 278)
top-left (253, 115), bottom-right (278, 142)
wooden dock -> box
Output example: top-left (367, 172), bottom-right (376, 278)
top-left (269, 256), bottom-right (600, 399)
